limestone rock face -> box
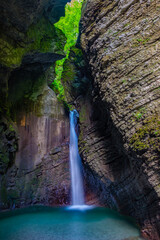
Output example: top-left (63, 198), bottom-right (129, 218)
top-left (0, 0), bottom-right (71, 210)
top-left (0, 83), bottom-right (70, 209)
top-left (80, 0), bottom-right (160, 239)
top-left (0, 0), bottom-right (67, 112)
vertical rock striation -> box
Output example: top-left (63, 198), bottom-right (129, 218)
top-left (80, 0), bottom-right (160, 239)
top-left (0, 0), bottom-right (71, 210)
top-left (0, 82), bottom-right (70, 209)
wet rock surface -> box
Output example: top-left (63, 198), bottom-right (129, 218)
top-left (0, 83), bottom-right (70, 210)
top-left (80, 0), bottom-right (160, 239)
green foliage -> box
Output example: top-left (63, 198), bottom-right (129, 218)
top-left (52, 0), bottom-right (84, 102)
top-left (122, 79), bottom-right (127, 84)
top-left (136, 38), bottom-right (150, 44)
top-left (133, 107), bottom-right (146, 120)
top-left (132, 38), bottom-right (150, 47)
top-left (55, 0), bottom-right (84, 54)
top-left (134, 112), bottom-right (143, 120)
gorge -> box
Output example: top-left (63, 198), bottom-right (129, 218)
top-left (0, 0), bottom-right (160, 239)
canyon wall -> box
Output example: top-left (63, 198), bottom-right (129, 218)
top-left (0, 0), bottom-right (72, 209)
top-left (0, 72), bottom-right (70, 209)
top-left (80, 0), bottom-right (160, 239)
top-left (0, 0), bottom-right (160, 239)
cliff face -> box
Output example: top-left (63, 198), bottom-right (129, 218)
top-left (0, 74), bottom-right (70, 209)
top-left (80, 0), bottom-right (160, 239)
top-left (0, 0), bottom-right (67, 111)
top-left (0, 0), bottom-right (71, 209)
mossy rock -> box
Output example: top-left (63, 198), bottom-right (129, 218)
top-left (62, 59), bottom-right (76, 83)
top-left (130, 115), bottom-right (160, 153)
top-left (0, 17), bottom-right (66, 68)
top-left (79, 105), bottom-right (87, 123)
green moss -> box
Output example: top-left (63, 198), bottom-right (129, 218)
top-left (27, 17), bottom-right (65, 54)
top-left (134, 112), bottom-right (143, 120)
top-left (124, 23), bottom-right (130, 27)
top-left (9, 123), bottom-right (15, 132)
top-left (0, 38), bottom-right (26, 67)
top-left (132, 38), bottom-right (150, 47)
top-left (62, 60), bottom-right (76, 83)
top-left (71, 47), bottom-right (83, 57)
top-left (79, 105), bottom-right (87, 123)
top-left (113, 31), bottom-right (119, 36)
top-left (136, 38), bottom-right (150, 44)
top-left (122, 79), bottom-right (127, 84)
top-left (0, 17), bottom-right (66, 68)
top-left (8, 71), bottom-right (48, 120)
top-left (133, 107), bottom-right (146, 120)
top-left (130, 115), bottom-right (160, 152)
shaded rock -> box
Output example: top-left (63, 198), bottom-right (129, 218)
top-left (21, 52), bottom-right (64, 67)
top-left (19, 52), bottom-right (64, 72)
top-left (0, 119), bottom-right (18, 174)
top-left (80, 0), bottom-right (160, 239)
top-left (0, 0), bottom-right (70, 44)
top-left (0, 82), bottom-right (70, 209)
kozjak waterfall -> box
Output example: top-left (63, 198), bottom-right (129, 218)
top-left (0, 0), bottom-right (160, 239)
top-left (69, 110), bottom-right (85, 206)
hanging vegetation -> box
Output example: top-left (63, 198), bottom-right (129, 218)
top-left (52, 0), bottom-right (84, 102)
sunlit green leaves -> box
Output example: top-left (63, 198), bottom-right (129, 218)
top-left (52, 0), bottom-right (84, 101)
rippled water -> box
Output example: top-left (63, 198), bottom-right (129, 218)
top-left (0, 206), bottom-right (143, 240)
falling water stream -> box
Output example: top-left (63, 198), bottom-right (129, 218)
top-left (69, 110), bottom-right (85, 207)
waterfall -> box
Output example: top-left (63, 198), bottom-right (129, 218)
top-left (69, 110), bottom-right (85, 206)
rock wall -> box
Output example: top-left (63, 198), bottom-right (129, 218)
top-left (0, 0), bottom-right (71, 210)
top-left (0, 80), bottom-right (70, 209)
top-left (0, 0), bottom-right (67, 113)
top-left (80, 0), bottom-right (160, 239)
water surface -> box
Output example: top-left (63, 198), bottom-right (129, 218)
top-left (0, 206), bottom-right (143, 240)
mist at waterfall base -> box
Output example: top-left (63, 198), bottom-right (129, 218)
top-left (0, 110), bottom-right (142, 240)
